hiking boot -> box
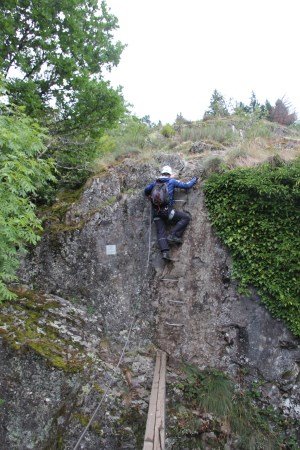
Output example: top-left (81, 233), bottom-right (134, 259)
top-left (167, 234), bottom-right (183, 245)
top-left (162, 251), bottom-right (172, 261)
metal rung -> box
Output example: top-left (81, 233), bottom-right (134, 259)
top-left (174, 199), bottom-right (185, 202)
top-left (168, 300), bottom-right (184, 304)
top-left (160, 278), bottom-right (178, 282)
top-left (165, 322), bottom-right (184, 327)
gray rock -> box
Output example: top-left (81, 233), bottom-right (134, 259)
top-left (0, 154), bottom-right (298, 448)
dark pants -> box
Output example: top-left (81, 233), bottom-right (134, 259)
top-left (153, 209), bottom-right (191, 252)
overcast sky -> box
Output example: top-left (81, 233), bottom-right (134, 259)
top-left (106, 0), bottom-right (299, 124)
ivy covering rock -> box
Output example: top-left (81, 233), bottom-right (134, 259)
top-left (204, 159), bottom-right (300, 336)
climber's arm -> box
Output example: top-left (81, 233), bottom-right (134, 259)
top-left (172, 177), bottom-right (198, 190)
top-left (144, 182), bottom-right (155, 197)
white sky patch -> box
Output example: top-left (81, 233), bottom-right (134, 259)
top-left (106, 0), bottom-right (300, 124)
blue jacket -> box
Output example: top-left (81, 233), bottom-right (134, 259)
top-left (144, 176), bottom-right (197, 207)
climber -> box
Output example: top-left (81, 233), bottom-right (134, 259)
top-left (144, 165), bottom-right (198, 261)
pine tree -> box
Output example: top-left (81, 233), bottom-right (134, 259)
top-left (204, 90), bottom-right (229, 119)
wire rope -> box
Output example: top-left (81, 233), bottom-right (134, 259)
top-left (73, 203), bottom-right (153, 449)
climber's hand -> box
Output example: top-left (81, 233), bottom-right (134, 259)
top-left (193, 177), bottom-right (199, 189)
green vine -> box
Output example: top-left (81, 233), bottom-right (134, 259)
top-left (204, 159), bottom-right (300, 336)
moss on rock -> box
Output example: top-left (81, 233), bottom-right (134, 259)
top-left (0, 288), bottom-right (86, 373)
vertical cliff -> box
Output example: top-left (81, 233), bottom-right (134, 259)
top-left (0, 153), bottom-right (299, 448)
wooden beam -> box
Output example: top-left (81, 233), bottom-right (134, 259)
top-left (143, 350), bottom-right (167, 450)
top-left (154, 351), bottom-right (166, 449)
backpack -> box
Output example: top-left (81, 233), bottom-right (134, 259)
top-left (150, 181), bottom-right (169, 208)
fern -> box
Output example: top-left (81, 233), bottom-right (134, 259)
top-left (0, 100), bottom-right (55, 300)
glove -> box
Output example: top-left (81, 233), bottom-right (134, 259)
top-left (192, 177), bottom-right (199, 190)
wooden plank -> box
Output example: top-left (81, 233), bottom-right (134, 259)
top-left (143, 443), bottom-right (154, 450)
top-left (154, 351), bottom-right (166, 449)
top-left (143, 352), bottom-right (161, 447)
top-left (143, 351), bottom-right (167, 450)
top-left (160, 351), bottom-right (166, 448)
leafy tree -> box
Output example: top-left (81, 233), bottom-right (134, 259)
top-left (0, 0), bottom-right (126, 188)
top-left (141, 115), bottom-right (154, 127)
top-left (108, 115), bottom-right (150, 150)
top-left (50, 78), bottom-right (125, 187)
top-left (0, 0), bottom-right (124, 117)
top-left (0, 97), bottom-right (55, 300)
top-left (204, 90), bottom-right (229, 119)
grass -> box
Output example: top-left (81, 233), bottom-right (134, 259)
top-left (194, 370), bottom-right (233, 417)
top-left (225, 137), bottom-right (300, 168)
top-left (245, 122), bottom-right (272, 139)
top-left (179, 119), bottom-right (237, 144)
top-left (168, 364), bottom-right (294, 450)
top-left (91, 115), bottom-right (300, 179)
top-left (35, 115), bottom-right (300, 234)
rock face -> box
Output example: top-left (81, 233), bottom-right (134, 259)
top-left (0, 153), bottom-right (299, 448)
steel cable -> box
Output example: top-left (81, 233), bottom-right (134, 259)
top-left (73, 203), bottom-right (153, 449)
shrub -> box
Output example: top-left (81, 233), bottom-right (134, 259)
top-left (201, 156), bottom-right (223, 177)
top-left (204, 160), bottom-right (300, 336)
top-left (161, 123), bottom-right (175, 138)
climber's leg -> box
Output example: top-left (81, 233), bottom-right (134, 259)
top-left (169, 210), bottom-right (191, 238)
top-left (153, 216), bottom-right (169, 252)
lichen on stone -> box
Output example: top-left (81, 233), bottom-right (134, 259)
top-left (0, 287), bottom-right (86, 373)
